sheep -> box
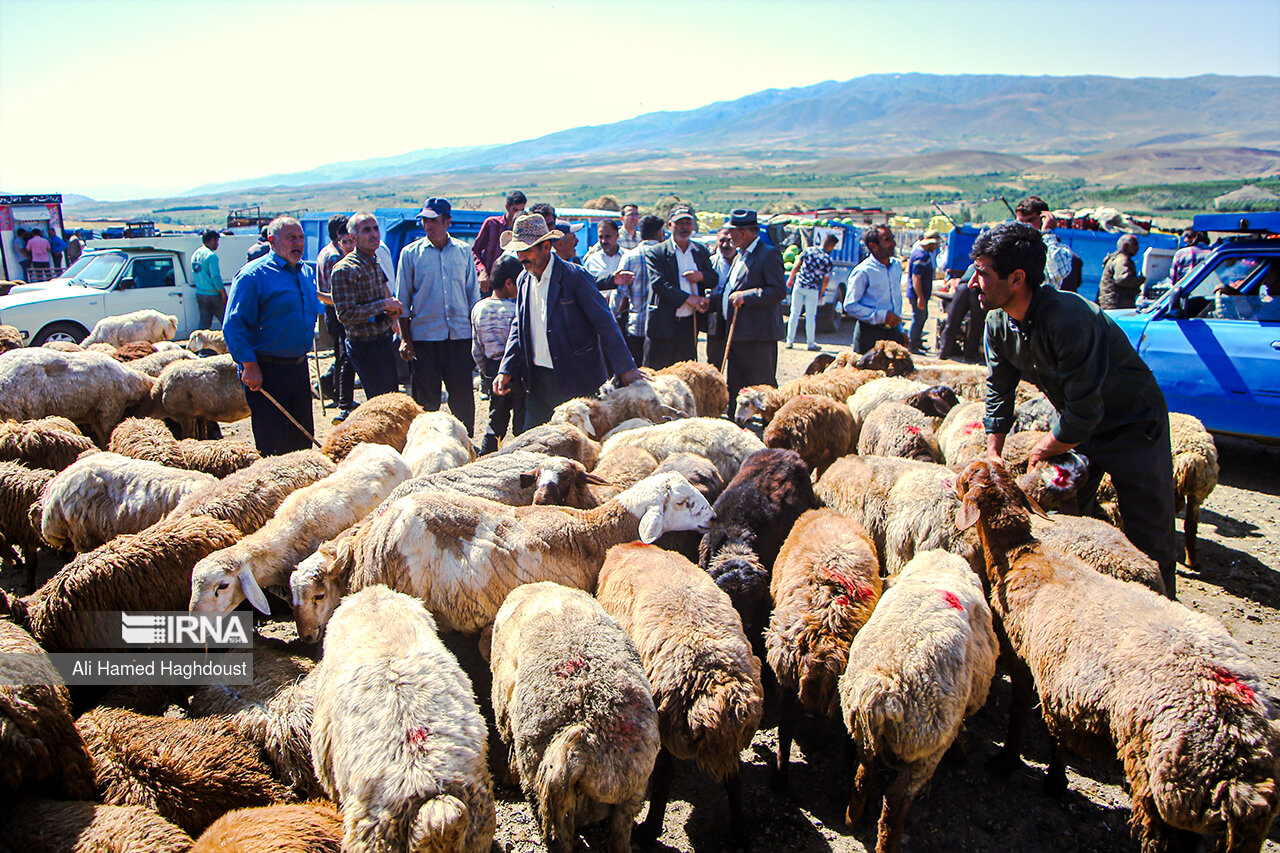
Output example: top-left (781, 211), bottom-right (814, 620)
top-left (85, 341), bottom-right (118, 354)
top-left (192, 802), bottom-right (343, 853)
top-left (127, 347), bottom-right (199, 377)
top-left (804, 352), bottom-right (837, 374)
top-left (77, 706), bottom-right (295, 837)
top-left (189, 443), bottom-right (411, 615)
top-left (699, 449), bottom-right (819, 628)
top-left (826, 340), bottom-right (919, 376)
top-left (596, 544), bottom-right (763, 846)
top-left (902, 384), bottom-right (961, 419)
top-left (955, 460), bottom-right (1280, 851)
top-left (766, 509), bottom-right (881, 788)
top-left (0, 415), bottom-right (94, 471)
top-left (42, 339), bottom-right (84, 352)
top-left (189, 646), bottom-right (316, 718)
top-left (83, 309), bottom-right (179, 347)
top-left (112, 340), bottom-right (158, 362)
top-left (550, 374), bottom-right (696, 439)
top-left (0, 461), bottom-right (55, 591)
top-left (847, 376), bottom-right (930, 429)
top-left (389, 449), bottom-right (571, 507)
top-left (320, 391), bottom-right (423, 462)
top-left (764, 394), bottom-right (856, 476)
top-left (591, 445), bottom-right (660, 496)
top-left (311, 586), bottom-right (495, 853)
top-left (400, 410), bottom-right (475, 477)
top-left (936, 400), bottom-right (987, 470)
top-left (0, 324), bottom-right (22, 353)
top-left (218, 669), bottom-right (323, 800)
top-left (998, 430), bottom-right (1091, 511)
top-left (1, 799), bottom-right (193, 853)
top-left (1030, 513), bottom-right (1166, 595)
top-left (109, 415), bottom-right (186, 467)
top-left (40, 452), bottom-right (216, 552)
top-left (600, 417), bottom-right (655, 440)
top-left (0, 348), bottom-right (154, 445)
top-left (655, 359), bottom-right (730, 418)
top-left (490, 581), bottom-right (660, 853)
top-left (169, 448), bottom-right (336, 535)
top-left (150, 354), bottom-right (251, 439)
top-left (24, 515), bottom-right (242, 651)
top-left (0, 618), bottom-right (96, 799)
top-left (1170, 412), bottom-right (1219, 568)
top-left (652, 450), bottom-right (724, 505)
top-left (839, 549), bottom-right (998, 853)
top-left (599, 416), bottom-right (765, 483)
top-left (494, 422), bottom-right (601, 469)
top-left (856, 402), bottom-right (942, 463)
top-left (527, 456), bottom-right (611, 509)
top-left (178, 437), bottom-right (262, 477)
top-left (735, 366), bottom-right (890, 425)
top-left (187, 328), bottom-right (229, 355)
top-left (1014, 393), bottom-right (1056, 432)
top-left (328, 471), bottom-right (714, 638)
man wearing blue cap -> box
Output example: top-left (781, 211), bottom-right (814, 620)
top-left (396, 197), bottom-right (481, 435)
top-left (712, 208), bottom-right (786, 404)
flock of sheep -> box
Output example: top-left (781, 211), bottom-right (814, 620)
top-left (0, 306), bottom-right (1276, 853)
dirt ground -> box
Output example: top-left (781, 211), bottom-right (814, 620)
top-left (12, 313), bottom-right (1280, 852)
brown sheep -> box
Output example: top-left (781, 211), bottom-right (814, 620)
top-left (736, 366), bottom-right (890, 425)
top-left (319, 391), bottom-right (422, 461)
top-left (178, 438), bottom-right (262, 477)
top-left (109, 416), bottom-right (186, 467)
top-left (192, 802), bottom-right (343, 853)
top-left (493, 421), bottom-right (601, 469)
top-left (764, 394), bottom-right (856, 476)
top-left (1170, 412), bottom-right (1219, 568)
top-left (591, 445), bottom-right (660, 499)
top-left (655, 359), bottom-right (731, 418)
top-left (0, 460), bottom-right (55, 591)
top-left (0, 415), bottom-right (95, 471)
top-left (113, 340), bottom-right (159, 361)
top-left (0, 324), bottom-right (22, 353)
top-left (1, 798), bottom-right (193, 853)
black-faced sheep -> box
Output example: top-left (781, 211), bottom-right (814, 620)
top-left (490, 581), bottom-right (659, 853)
top-left (319, 392), bottom-right (422, 462)
top-left (763, 394), bottom-right (856, 477)
top-left (492, 422), bottom-right (601, 469)
top-left (0, 324), bottom-right (22, 352)
top-left (192, 801), bottom-right (343, 853)
top-left (168, 448), bottom-right (336, 535)
top-left (596, 544), bottom-right (763, 846)
top-left (0, 415), bottom-right (95, 470)
top-left (856, 402), bottom-right (942, 463)
top-left (0, 460), bottom-right (55, 590)
top-left (83, 309), bottom-right (178, 347)
top-left (0, 348), bottom-right (155, 445)
top-left (1, 798), bottom-right (193, 853)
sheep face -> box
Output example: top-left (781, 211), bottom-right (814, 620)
top-left (704, 541), bottom-right (768, 619)
top-left (734, 387), bottom-right (771, 424)
top-left (524, 457), bottom-right (609, 508)
top-left (550, 399), bottom-right (599, 439)
top-left (290, 549), bottom-right (341, 644)
top-left (615, 471), bottom-right (715, 544)
top-left (905, 385), bottom-right (961, 418)
top-left (856, 341), bottom-right (915, 376)
top-left (190, 551), bottom-right (265, 614)
top-left (1018, 450), bottom-right (1089, 511)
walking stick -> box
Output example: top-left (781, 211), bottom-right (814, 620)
top-left (720, 308), bottom-right (740, 375)
top-left (256, 386), bottom-right (322, 450)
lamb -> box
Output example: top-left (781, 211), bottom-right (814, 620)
top-left (192, 802), bottom-right (342, 853)
top-left (0, 618), bottom-right (96, 799)
top-left (178, 437), bottom-right (262, 477)
top-left (168, 448), bottom-right (336, 535)
top-left (550, 374), bottom-right (696, 439)
top-left (1170, 412), bottom-right (1219, 568)
top-left (109, 416), bottom-right (186, 467)
top-left (1030, 513), bottom-right (1166, 594)
top-left (112, 340), bottom-right (158, 362)
top-left (856, 402), bottom-right (942, 463)
top-left (82, 308), bottom-right (178, 347)
top-left (766, 509), bottom-right (881, 788)
top-left (1, 799), bottom-right (193, 853)
top-left (490, 581), bottom-right (660, 853)
top-left (187, 328), bottom-right (229, 355)
top-left (150, 353), bottom-right (250, 439)
top-left (596, 544), bottom-right (763, 846)
top-left (40, 452), bottom-right (216, 552)
top-left (400, 410), bottom-right (475, 477)
top-left (0, 348), bottom-right (154, 444)
top-left (839, 549), bottom-right (998, 853)
top-left (955, 460), bottom-right (1280, 852)
top-left (328, 471), bottom-right (714, 637)
top-left (599, 416), bottom-right (765, 483)
top-left (127, 347), bottom-right (198, 377)
top-left (0, 461), bottom-right (54, 590)
top-left (735, 366), bottom-right (892, 425)
top-left (77, 706), bottom-right (294, 836)
top-left (310, 586), bottom-right (495, 853)
top-left (24, 515), bottom-right (242, 651)
top-left (655, 359), bottom-right (730, 418)
top-left (0, 415), bottom-right (95, 471)
top-left (494, 422), bottom-right (600, 469)
top-left (764, 394), bottom-right (856, 476)
top-left (320, 391), bottom-right (422, 462)
top-left (699, 449), bottom-right (819, 627)
top-left (189, 443), bottom-right (411, 615)
top-left (527, 456), bottom-right (611, 509)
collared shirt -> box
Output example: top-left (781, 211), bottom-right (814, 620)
top-left (673, 240), bottom-right (698, 317)
top-left (1042, 232), bottom-right (1073, 290)
top-left (618, 227), bottom-right (641, 252)
top-left (331, 248), bottom-right (395, 339)
top-left (984, 285), bottom-right (1165, 445)
top-left (224, 252), bottom-right (322, 362)
top-left (472, 214), bottom-right (508, 274)
top-left (584, 247), bottom-right (623, 279)
top-left (25, 235), bottom-right (50, 263)
top-left (192, 245), bottom-right (224, 296)
top-left (723, 236), bottom-right (760, 317)
top-left (795, 246), bottom-right (833, 291)
top-left (471, 296), bottom-right (516, 366)
top-left (529, 253), bottom-right (556, 368)
top-left (710, 250), bottom-right (735, 285)
top-left (842, 254), bottom-right (903, 326)
top-left (1170, 242), bottom-right (1212, 285)
top-left (395, 235), bottom-right (479, 342)
top-left (616, 240), bottom-right (659, 335)
top-left (315, 242), bottom-right (343, 294)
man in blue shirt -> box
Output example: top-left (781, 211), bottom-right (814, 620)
top-left (907, 229), bottom-right (940, 354)
top-left (843, 226), bottom-right (907, 354)
top-left (224, 216), bottom-right (322, 456)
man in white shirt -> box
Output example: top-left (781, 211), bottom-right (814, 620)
top-left (584, 218), bottom-right (624, 279)
top-left (843, 225), bottom-right (907, 353)
top-left (643, 206), bottom-right (717, 369)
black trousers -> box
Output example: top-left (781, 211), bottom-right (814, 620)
top-left (853, 320), bottom-right (907, 354)
top-left (725, 339), bottom-right (778, 407)
top-left (625, 334), bottom-right (646, 367)
top-left (244, 359), bottom-right (314, 457)
top-left (522, 365), bottom-right (573, 432)
top-left (939, 283), bottom-right (987, 363)
top-left (409, 338), bottom-right (475, 437)
top-left (1077, 416), bottom-right (1178, 597)
top-left (480, 357), bottom-right (525, 455)
top-left (644, 316), bottom-right (697, 370)
top-left (706, 333), bottom-right (726, 374)
top-left (322, 305), bottom-right (354, 410)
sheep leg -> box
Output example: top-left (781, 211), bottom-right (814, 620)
top-left (1132, 795), bottom-right (1187, 853)
top-left (724, 766), bottom-right (749, 850)
top-left (876, 757), bottom-right (937, 853)
top-left (1043, 735), bottom-right (1068, 796)
top-left (635, 747), bottom-right (674, 844)
top-left (1183, 498), bottom-right (1201, 569)
top-left (845, 745), bottom-right (879, 829)
top-left (771, 685), bottom-right (800, 790)
top-left (988, 657), bottom-right (1035, 778)
top-left (607, 801), bottom-right (641, 853)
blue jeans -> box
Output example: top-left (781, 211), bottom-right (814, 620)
top-left (345, 333), bottom-right (400, 401)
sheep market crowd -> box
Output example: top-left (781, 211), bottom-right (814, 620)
top-left (0, 231), bottom-right (1277, 853)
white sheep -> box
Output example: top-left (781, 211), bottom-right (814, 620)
top-left (149, 354), bottom-right (250, 439)
top-left (311, 585), bottom-right (495, 853)
top-left (0, 349), bottom-right (154, 445)
top-left (82, 309), bottom-right (179, 347)
top-left (189, 442), bottom-right (412, 614)
top-left (936, 400), bottom-right (987, 470)
top-left (400, 411), bottom-right (475, 477)
top-left (185, 329), bottom-right (228, 354)
top-left (856, 402), bottom-right (942, 463)
top-left (549, 374), bottom-right (696, 439)
top-left (846, 376), bottom-right (929, 437)
top-left (124, 348), bottom-right (198, 377)
top-left (840, 550), bottom-right (998, 852)
top-left (1170, 412), bottom-right (1219, 568)
top-left (599, 416), bottom-right (765, 483)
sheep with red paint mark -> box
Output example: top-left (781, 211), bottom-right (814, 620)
top-left (936, 399), bottom-right (988, 471)
top-left (955, 460), bottom-right (1280, 852)
top-left (766, 509), bottom-right (881, 789)
top-left (856, 402), bottom-right (942, 463)
top-left (839, 549), bottom-right (998, 853)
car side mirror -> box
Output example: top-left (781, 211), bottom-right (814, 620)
top-left (116, 277), bottom-right (134, 291)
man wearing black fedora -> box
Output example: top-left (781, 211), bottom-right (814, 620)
top-left (711, 208), bottom-right (786, 405)
top-left (494, 213), bottom-right (643, 429)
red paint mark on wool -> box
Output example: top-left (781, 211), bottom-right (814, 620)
top-left (941, 591), bottom-right (964, 611)
top-left (554, 654), bottom-right (589, 679)
top-left (406, 726), bottom-right (430, 745)
top-left (962, 421), bottom-right (983, 435)
top-left (1209, 667), bottom-right (1257, 705)
top-left (907, 425), bottom-right (922, 435)
top-left (1052, 466), bottom-right (1070, 488)
top-left (825, 568), bottom-right (872, 605)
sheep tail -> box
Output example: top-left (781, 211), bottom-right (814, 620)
top-left (410, 793), bottom-right (470, 851)
top-left (1214, 776), bottom-right (1278, 852)
top-left (534, 723), bottom-right (590, 842)
top-left (848, 671), bottom-right (905, 749)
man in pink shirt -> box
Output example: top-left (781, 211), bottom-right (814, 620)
top-left (25, 229), bottom-right (52, 273)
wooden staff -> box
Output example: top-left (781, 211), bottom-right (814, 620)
top-left (720, 306), bottom-right (740, 375)
top-left (256, 386), bottom-right (322, 449)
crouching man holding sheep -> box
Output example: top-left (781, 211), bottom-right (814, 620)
top-left (972, 221), bottom-right (1178, 596)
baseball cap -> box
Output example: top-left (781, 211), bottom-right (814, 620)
top-left (417, 197), bottom-right (451, 220)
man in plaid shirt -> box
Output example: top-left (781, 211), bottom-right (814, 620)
top-left (785, 234), bottom-right (836, 351)
top-left (330, 213), bottom-right (403, 405)
top-left (1170, 228), bottom-right (1211, 286)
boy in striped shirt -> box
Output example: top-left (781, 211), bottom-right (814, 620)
top-left (471, 255), bottom-right (526, 453)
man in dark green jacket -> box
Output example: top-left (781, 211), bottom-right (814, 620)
top-left (972, 222), bottom-right (1177, 597)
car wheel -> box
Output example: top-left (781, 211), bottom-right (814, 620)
top-left (31, 321), bottom-right (89, 347)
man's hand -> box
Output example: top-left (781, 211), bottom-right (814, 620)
top-left (1027, 433), bottom-right (1077, 467)
top-left (240, 361), bottom-right (263, 392)
top-left (613, 270), bottom-right (636, 287)
top-left (885, 311), bottom-right (901, 326)
top-left (986, 431), bottom-right (1006, 464)
top-left (730, 292), bottom-right (746, 308)
top-left (683, 295), bottom-right (702, 311)
top-left (384, 297), bottom-right (404, 320)
top-left (917, 296), bottom-right (927, 311)
top-left (617, 369), bottom-right (645, 386)
top-left (493, 373), bottom-right (514, 396)
top-left (682, 270), bottom-right (704, 284)
top-left (399, 339), bottom-right (415, 361)
top-left (695, 295), bottom-right (710, 313)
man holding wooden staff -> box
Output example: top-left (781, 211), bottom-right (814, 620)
top-left (712, 208), bottom-right (786, 407)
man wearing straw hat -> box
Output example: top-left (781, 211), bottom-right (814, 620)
top-left (713, 208), bottom-right (786, 406)
top-left (224, 216), bottom-right (323, 456)
top-left (494, 213), bottom-right (643, 429)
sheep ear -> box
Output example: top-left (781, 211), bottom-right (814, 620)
top-left (585, 414), bottom-right (600, 439)
top-left (519, 471), bottom-right (537, 488)
top-left (638, 505), bottom-right (664, 544)
top-left (955, 495), bottom-right (981, 530)
top-left (239, 566), bottom-right (271, 614)
top-left (583, 472), bottom-right (613, 486)
top-left (1022, 489), bottom-right (1050, 519)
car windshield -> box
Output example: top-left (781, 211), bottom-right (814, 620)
top-left (63, 252), bottom-right (127, 289)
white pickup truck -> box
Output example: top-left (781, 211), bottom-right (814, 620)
top-left (0, 235), bottom-right (257, 346)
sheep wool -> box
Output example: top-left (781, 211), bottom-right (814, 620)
top-left (764, 394), bottom-right (856, 476)
top-left (493, 422), bottom-right (601, 469)
top-left (0, 415), bottom-right (95, 471)
top-left (599, 416), bottom-right (764, 483)
top-left (1170, 412), bottom-right (1219, 568)
top-left (82, 309), bottom-right (179, 347)
top-left (192, 802), bottom-right (342, 853)
top-left (857, 401), bottom-right (942, 463)
top-left (0, 799), bottom-right (193, 853)
top-left (654, 359), bottom-right (730, 418)
top-left (400, 410), bottom-right (475, 477)
top-left (108, 416), bottom-right (186, 468)
top-left (169, 448), bottom-right (336, 535)
top-left (311, 586), bottom-right (495, 853)
top-left (150, 354), bottom-right (251, 439)
top-left (0, 460), bottom-right (56, 590)
top-left (177, 437), bottom-right (262, 478)
top-left (320, 392), bottom-right (423, 462)
top-left (0, 349), bottom-right (155, 445)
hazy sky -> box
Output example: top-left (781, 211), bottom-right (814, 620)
top-left (2, 0), bottom-right (1277, 201)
